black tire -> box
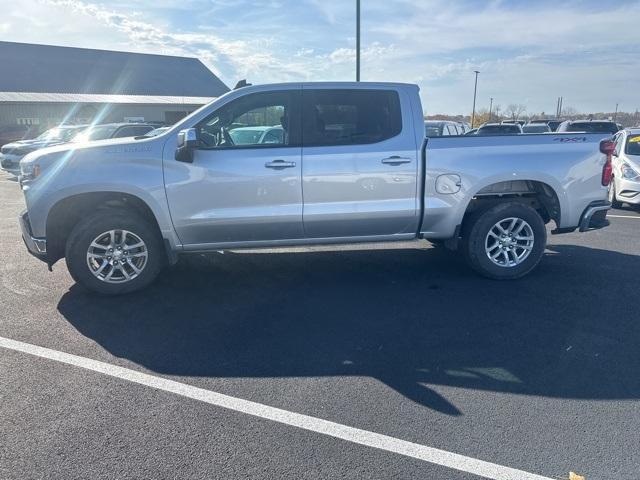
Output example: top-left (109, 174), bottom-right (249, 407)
top-left (608, 178), bottom-right (623, 209)
top-left (462, 202), bottom-right (546, 280)
top-left (65, 209), bottom-right (164, 295)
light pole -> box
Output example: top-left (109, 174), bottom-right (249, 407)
top-left (614, 103), bottom-right (619, 121)
top-left (356, 0), bottom-right (360, 81)
top-left (471, 70), bottom-right (480, 128)
top-left (489, 97), bottom-right (494, 123)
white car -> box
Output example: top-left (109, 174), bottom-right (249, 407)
top-left (609, 128), bottom-right (640, 208)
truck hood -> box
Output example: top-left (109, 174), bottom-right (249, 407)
top-left (20, 136), bottom-right (160, 176)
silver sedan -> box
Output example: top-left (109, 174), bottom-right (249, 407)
top-left (610, 128), bottom-right (640, 208)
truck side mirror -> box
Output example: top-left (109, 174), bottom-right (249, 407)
top-left (175, 128), bottom-right (198, 163)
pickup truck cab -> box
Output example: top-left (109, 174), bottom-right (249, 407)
top-left (19, 82), bottom-right (612, 294)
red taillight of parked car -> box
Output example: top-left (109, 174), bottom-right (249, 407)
top-left (600, 139), bottom-right (615, 186)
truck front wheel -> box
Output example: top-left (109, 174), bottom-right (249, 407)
top-left (65, 209), bottom-right (164, 295)
top-left (462, 203), bottom-right (546, 280)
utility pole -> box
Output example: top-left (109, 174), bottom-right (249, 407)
top-left (471, 70), bottom-right (480, 128)
top-left (558, 97), bottom-right (563, 118)
top-left (614, 103), bottom-right (619, 121)
top-left (356, 0), bottom-right (360, 82)
top-left (489, 97), bottom-right (494, 122)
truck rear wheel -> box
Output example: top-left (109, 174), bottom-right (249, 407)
top-left (65, 209), bottom-right (163, 295)
top-left (462, 203), bottom-right (546, 280)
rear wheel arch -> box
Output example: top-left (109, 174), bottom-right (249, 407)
top-left (460, 179), bottom-right (562, 232)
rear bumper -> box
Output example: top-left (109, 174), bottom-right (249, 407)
top-left (19, 210), bottom-right (48, 262)
top-left (578, 201), bottom-right (610, 232)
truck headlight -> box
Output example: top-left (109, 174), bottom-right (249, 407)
top-left (621, 163), bottom-right (640, 181)
top-left (20, 162), bottom-right (41, 180)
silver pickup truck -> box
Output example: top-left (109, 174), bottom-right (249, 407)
top-left (19, 82), bottom-right (613, 295)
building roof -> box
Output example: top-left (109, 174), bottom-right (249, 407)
top-left (0, 41), bottom-right (229, 98)
top-left (0, 92), bottom-right (216, 105)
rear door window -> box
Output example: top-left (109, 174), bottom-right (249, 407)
top-left (302, 89), bottom-right (402, 146)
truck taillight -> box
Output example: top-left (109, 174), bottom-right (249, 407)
top-left (600, 139), bottom-right (615, 186)
top-left (600, 139), bottom-right (616, 155)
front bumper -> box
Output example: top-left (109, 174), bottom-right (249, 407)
top-left (578, 201), bottom-right (611, 232)
top-left (19, 210), bottom-right (48, 262)
top-left (0, 153), bottom-right (23, 173)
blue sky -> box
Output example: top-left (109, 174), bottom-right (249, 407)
top-left (1, 0), bottom-right (638, 115)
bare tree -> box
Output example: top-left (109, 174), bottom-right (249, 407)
top-left (505, 104), bottom-right (527, 120)
top-left (493, 104), bottom-right (502, 120)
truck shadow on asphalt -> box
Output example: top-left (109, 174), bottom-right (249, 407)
top-left (57, 244), bottom-right (640, 416)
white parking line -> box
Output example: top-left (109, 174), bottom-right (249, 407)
top-left (609, 214), bottom-right (640, 219)
top-left (0, 335), bottom-right (553, 480)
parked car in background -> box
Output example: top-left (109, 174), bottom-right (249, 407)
top-left (19, 81), bottom-right (612, 294)
top-left (0, 124), bottom-right (40, 148)
top-left (1, 125), bottom-right (87, 174)
top-left (501, 120), bottom-right (526, 127)
top-left (547, 120), bottom-right (562, 132)
top-left (556, 120), bottom-right (619, 134)
top-left (477, 123), bottom-right (523, 135)
top-left (522, 123), bottom-right (551, 134)
top-left (464, 128), bottom-right (478, 136)
top-left (458, 122), bottom-right (472, 134)
top-left (424, 120), bottom-right (463, 137)
top-left (529, 119), bottom-right (562, 132)
top-left (72, 123), bottom-right (156, 143)
top-left (609, 128), bottom-right (640, 208)
top-left (228, 125), bottom-right (284, 145)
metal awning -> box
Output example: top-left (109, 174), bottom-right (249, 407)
top-left (0, 92), bottom-right (216, 105)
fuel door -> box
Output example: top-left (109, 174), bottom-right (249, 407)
top-left (436, 174), bottom-right (462, 194)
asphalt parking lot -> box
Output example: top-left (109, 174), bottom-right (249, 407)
top-left (1, 170), bottom-right (639, 480)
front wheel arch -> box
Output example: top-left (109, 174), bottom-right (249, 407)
top-left (46, 192), bottom-right (166, 265)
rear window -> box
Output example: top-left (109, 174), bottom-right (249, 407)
top-left (523, 125), bottom-right (549, 133)
top-left (425, 126), bottom-right (442, 137)
top-left (478, 125), bottom-right (520, 135)
top-left (626, 135), bottom-right (640, 156)
top-left (303, 89), bottom-right (402, 146)
top-left (566, 122), bottom-right (619, 134)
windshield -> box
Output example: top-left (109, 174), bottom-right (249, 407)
top-left (626, 135), bottom-right (640, 156)
top-left (36, 128), bottom-right (66, 141)
top-left (144, 127), bottom-right (170, 137)
top-left (72, 125), bottom-right (119, 142)
top-left (36, 127), bottom-right (85, 142)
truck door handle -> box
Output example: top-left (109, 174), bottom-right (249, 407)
top-left (381, 156), bottom-right (411, 165)
top-left (265, 159), bottom-right (296, 169)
